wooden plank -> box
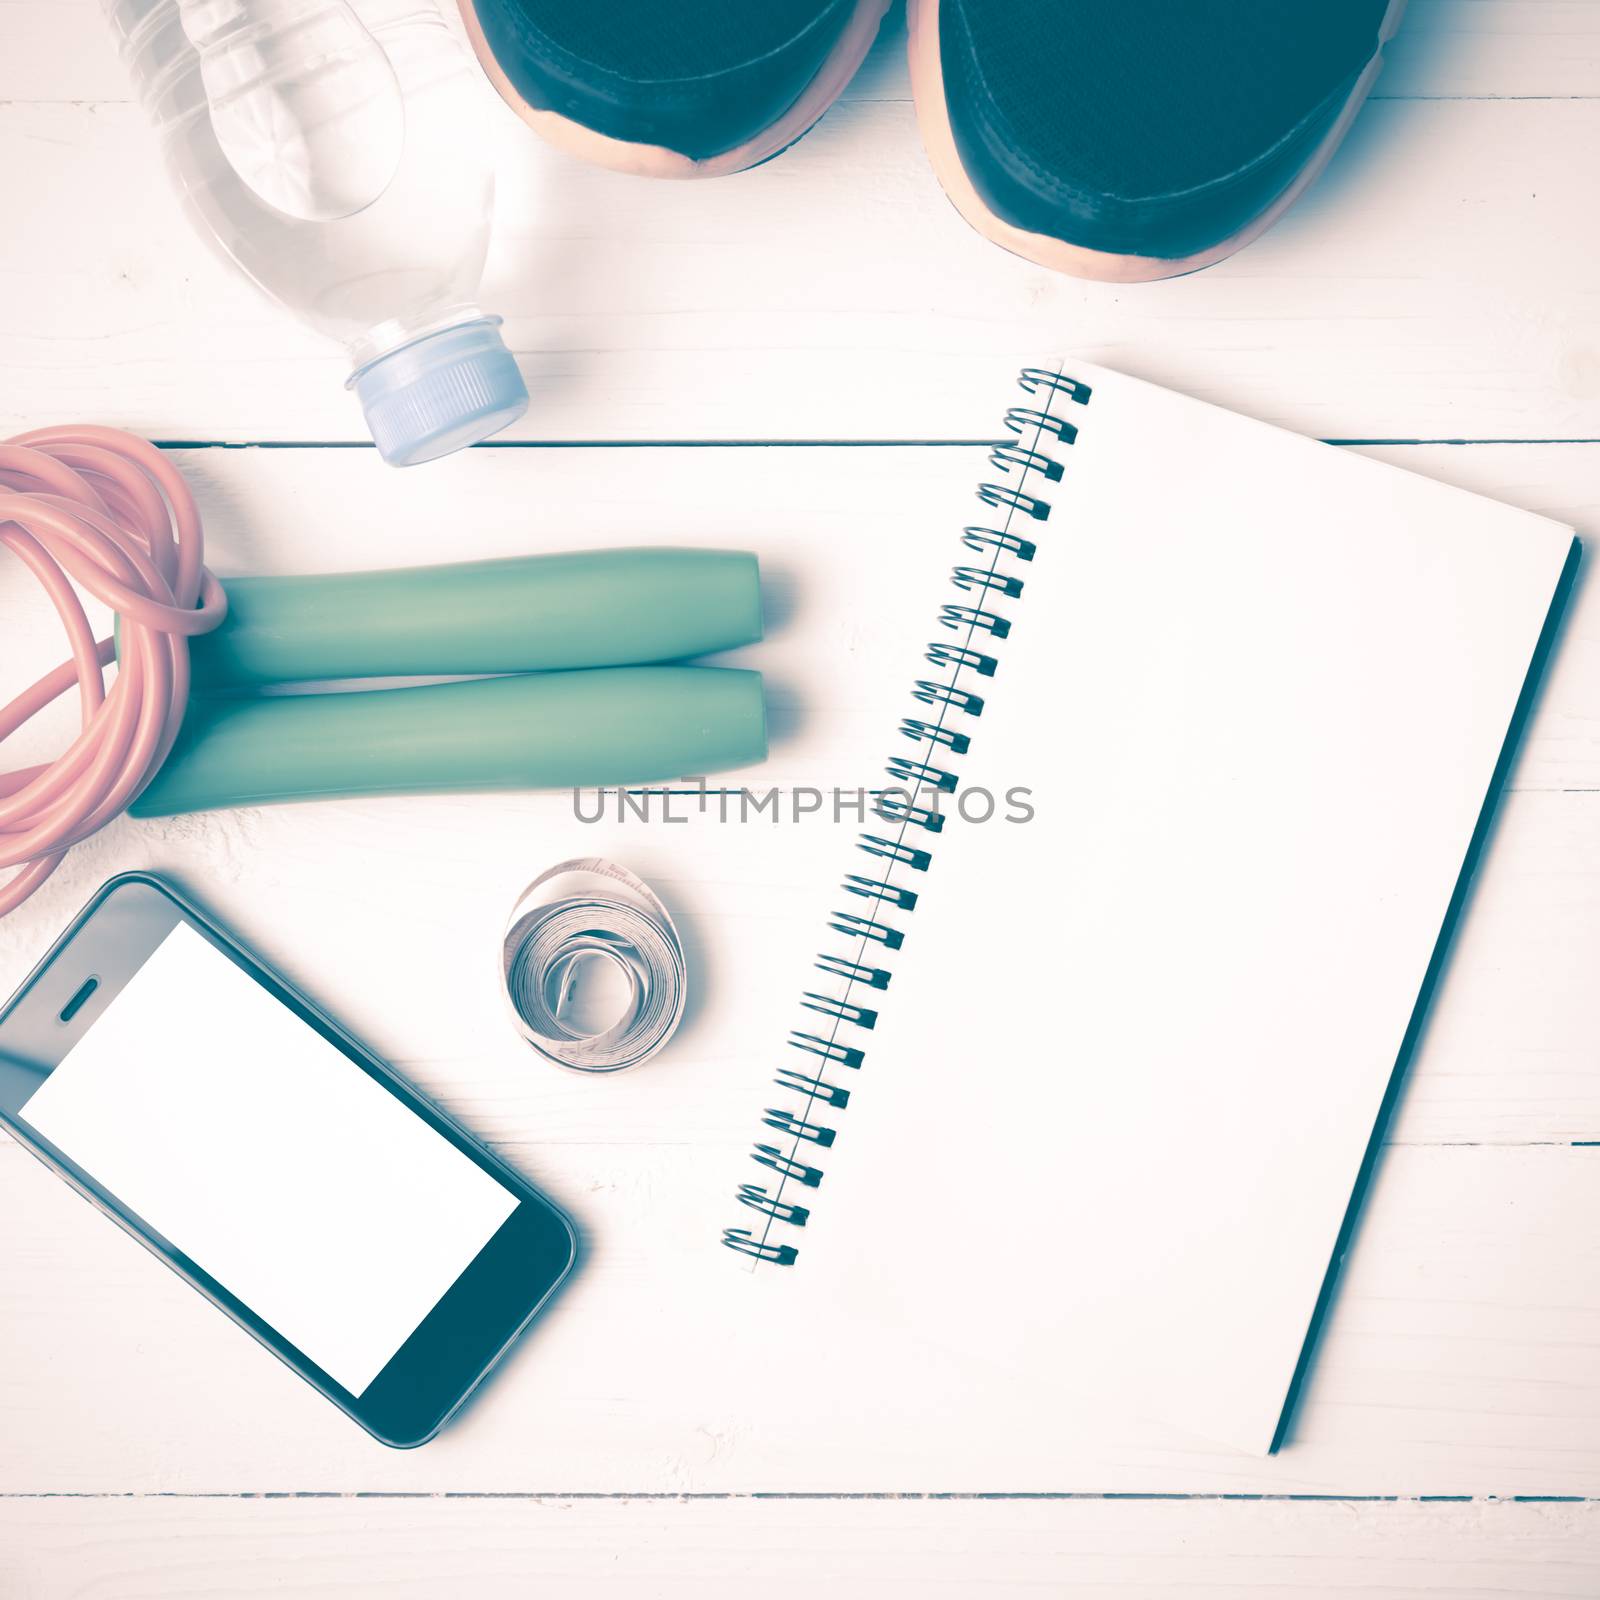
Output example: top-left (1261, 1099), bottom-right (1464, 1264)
top-left (3, 441), bottom-right (1596, 793)
top-left (3, 787), bottom-right (1597, 1152)
top-left (2, 93), bottom-right (1597, 442)
top-left (0, 441), bottom-right (1593, 1164)
top-left (7, 1), bottom-right (1599, 105)
top-left (2, 1496), bottom-right (1597, 1599)
top-left (1, 1135), bottom-right (1597, 1494)
top-left (5, 442), bottom-right (1597, 1144)
top-left (1382, 0), bottom-right (1600, 98)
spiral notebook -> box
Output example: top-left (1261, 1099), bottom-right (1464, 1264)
top-left (721, 361), bottom-right (1579, 1454)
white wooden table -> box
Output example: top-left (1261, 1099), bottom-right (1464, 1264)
top-left (3, 2), bottom-right (1599, 1593)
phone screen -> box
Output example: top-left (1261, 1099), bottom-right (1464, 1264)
top-left (17, 921), bottom-right (519, 1397)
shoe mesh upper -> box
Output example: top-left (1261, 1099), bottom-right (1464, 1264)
top-left (945, 0), bottom-right (1393, 201)
top-left (497, 0), bottom-right (850, 83)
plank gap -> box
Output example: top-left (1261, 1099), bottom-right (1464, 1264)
top-left (2, 1490), bottom-right (1597, 1502)
top-left (143, 437), bottom-right (1600, 452)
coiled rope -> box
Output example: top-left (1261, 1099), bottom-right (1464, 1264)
top-left (1, 426), bottom-right (225, 916)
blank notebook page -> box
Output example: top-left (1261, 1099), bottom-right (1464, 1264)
top-left (802, 362), bottom-right (1576, 1455)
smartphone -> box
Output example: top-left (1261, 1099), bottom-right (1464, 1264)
top-left (0, 872), bottom-right (576, 1448)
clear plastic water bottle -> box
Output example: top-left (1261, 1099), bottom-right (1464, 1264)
top-left (104, 0), bottom-right (529, 466)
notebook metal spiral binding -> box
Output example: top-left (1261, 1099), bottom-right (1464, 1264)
top-left (722, 365), bottom-right (1092, 1267)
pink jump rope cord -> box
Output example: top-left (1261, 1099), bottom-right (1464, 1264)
top-left (0, 427), bottom-right (225, 918)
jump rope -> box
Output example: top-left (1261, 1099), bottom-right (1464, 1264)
top-left (0, 427), bottom-right (224, 917)
top-left (2, 427), bottom-right (751, 1068)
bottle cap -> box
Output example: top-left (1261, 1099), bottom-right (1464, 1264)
top-left (350, 315), bottom-right (528, 467)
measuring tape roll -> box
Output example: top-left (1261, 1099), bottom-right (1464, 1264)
top-left (501, 858), bottom-right (687, 1073)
